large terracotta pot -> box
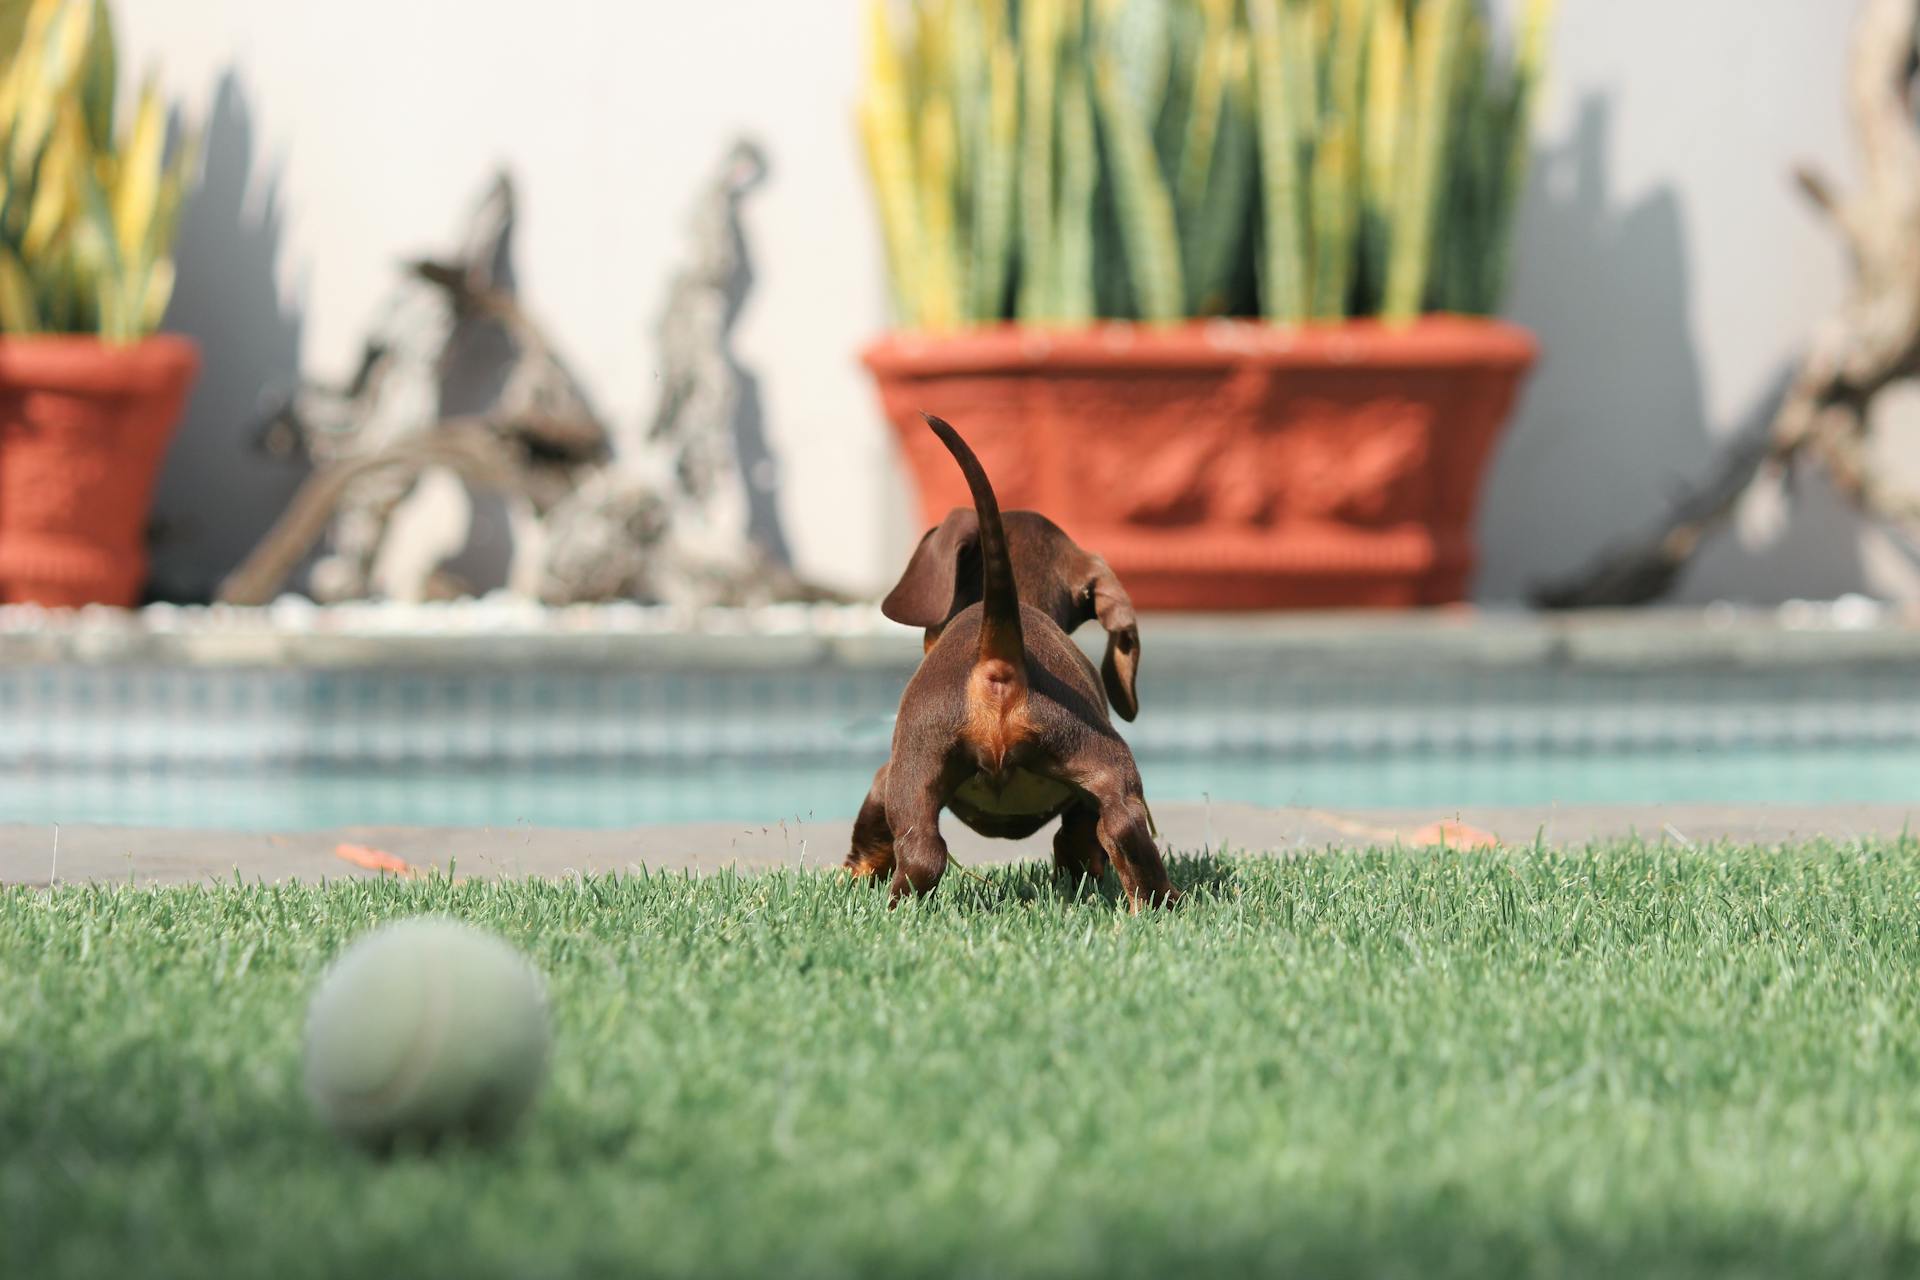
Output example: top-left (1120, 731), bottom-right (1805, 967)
top-left (0, 335), bottom-right (199, 607)
top-left (864, 316), bottom-right (1536, 610)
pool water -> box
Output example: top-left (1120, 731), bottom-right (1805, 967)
top-left (10, 742), bottom-right (1920, 830)
top-left (8, 614), bottom-right (1920, 830)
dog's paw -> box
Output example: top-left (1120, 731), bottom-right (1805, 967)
top-left (843, 850), bottom-right (894, 882)
top-left (1126, 885), bottom-right (1182, 913)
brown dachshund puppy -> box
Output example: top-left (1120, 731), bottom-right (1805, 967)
top-left (847, 414), bottom-right (1176, 910)
top-left (881, 509), bottom-right (1142, 721)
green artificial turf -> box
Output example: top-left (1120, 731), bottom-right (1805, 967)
top-left (6, 844), bottom-right (1920, 1278)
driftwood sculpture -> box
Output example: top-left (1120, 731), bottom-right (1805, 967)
top-left (1536, 0), bottom-right (1920, 608)
top-left (221, 142), bottom-right (828, 607)
top-left (231, 177), bottom-right (608, 604)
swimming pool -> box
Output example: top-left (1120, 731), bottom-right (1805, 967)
top-left (4, 605), bottom-right (1917, 829)
top-left (6, 744), bottom-right (1920, 831)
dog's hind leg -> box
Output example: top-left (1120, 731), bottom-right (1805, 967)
top-left (885, 755), bottom-right (960, 904)
top-left (1051, 802), bottom-right (1109, 892)
top-left (846, 763), bottom-right (896, 882)
top-left (1061, 751), bottom-right (1176, 912)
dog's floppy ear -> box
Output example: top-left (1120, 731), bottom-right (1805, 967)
top-left (1087, 556), bottom-right (1141, 721)
top-left (881, 509), bottom-right (980, 628)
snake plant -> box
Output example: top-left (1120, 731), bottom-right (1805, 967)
top-left (0, 0), bottom-right (194, 341)
top-left (859, 0), bottom-right (1555, 330)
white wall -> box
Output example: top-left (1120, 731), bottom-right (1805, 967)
top-left (1480, 0), bottom-right (1920, 604)
top-left (130, 0), bottom-right (899, 601)
top-left (127, 1), bottom-right (1915, 605)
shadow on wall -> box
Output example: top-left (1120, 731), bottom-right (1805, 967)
top-left (146, 73), bottom-right (304, 604)
top-left (1475, 94), bottom-right (1867, 605)
top-left (711, 146), bottom-right (792, 570)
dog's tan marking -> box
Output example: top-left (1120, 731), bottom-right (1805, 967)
top-left (960, 658), bottom-right (1032, 775)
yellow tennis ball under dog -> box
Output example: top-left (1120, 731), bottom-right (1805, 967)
top-left (304, 917), bottom-right (551, 1149)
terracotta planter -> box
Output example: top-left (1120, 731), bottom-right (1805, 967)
top-left (864, 316), bottom-right (1536, 610)
top-left (0, 335), bottom-right (199, 607)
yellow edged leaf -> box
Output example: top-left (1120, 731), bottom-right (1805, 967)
top-left (7, 0), bottom-right (94, 179)
top-left (0, 241), bottom-right (41, 331)
top-left (19, 97), bottom-right (80, 256)
top-left (112, 76), bottom-right (164, 259)
top-left (136, 253), bottom-right (172, 333)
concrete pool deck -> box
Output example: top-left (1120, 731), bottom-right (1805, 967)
top-left (7, 801), bottom-right (1917, 889)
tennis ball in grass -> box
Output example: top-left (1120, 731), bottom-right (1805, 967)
top-left (304, 917), bottom-right (551, 1149)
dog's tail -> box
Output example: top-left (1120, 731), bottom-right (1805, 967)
top-left (922, 412), bottom-right (1026, 685)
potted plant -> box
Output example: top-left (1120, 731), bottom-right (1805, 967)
top-left (858, 0), bottom-right (1551, 608)
top-left (0, 0), bottom-right (196, 607)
